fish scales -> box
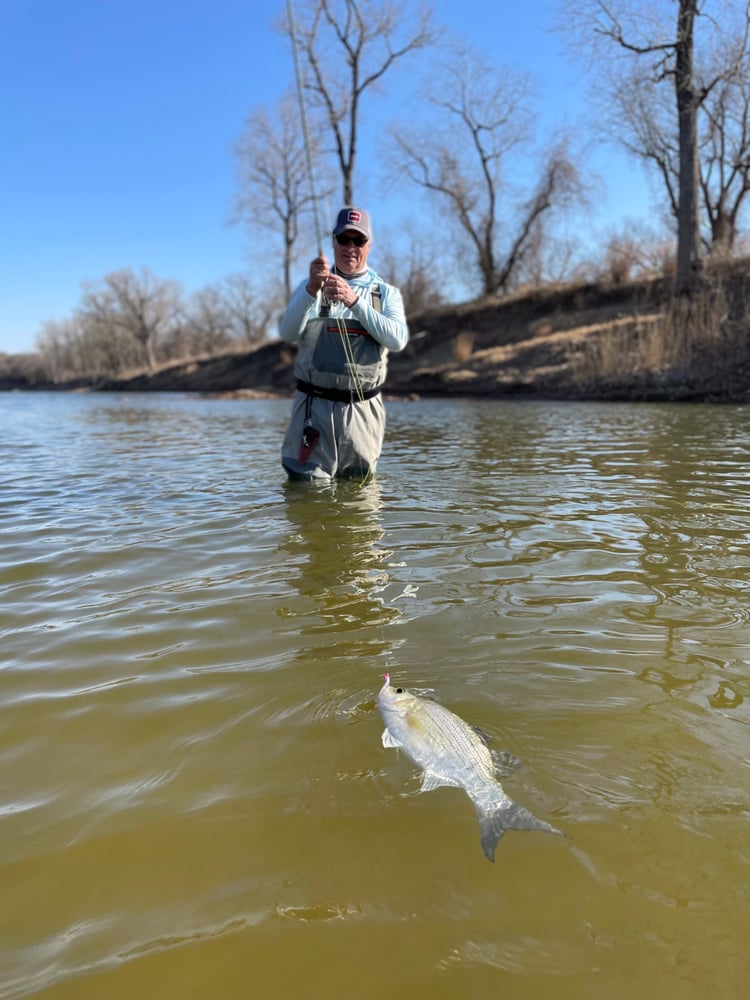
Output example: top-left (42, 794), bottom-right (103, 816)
top-left (411, 701), bottom-right (494, 777)
top-left (377, 674), bottom-right (563, 861)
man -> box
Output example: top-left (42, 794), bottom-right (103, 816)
top-left (279, 206), bottom-right (409, 480)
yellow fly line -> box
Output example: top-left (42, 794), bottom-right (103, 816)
top-left (287, 0), bottom-right (371, 495)
top-left (337, 314), bottom-right (366, 403)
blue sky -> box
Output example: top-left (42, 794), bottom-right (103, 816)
top-left (0, 0), bottom-right (652, 355)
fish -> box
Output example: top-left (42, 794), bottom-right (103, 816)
top-left (377, 673), bottom-right (563, 862)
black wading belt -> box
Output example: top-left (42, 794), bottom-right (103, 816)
top-left (296, 379), bottom-right (381, 402)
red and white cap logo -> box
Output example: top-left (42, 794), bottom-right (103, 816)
top-left (333, 206), bottom-right (371, 239)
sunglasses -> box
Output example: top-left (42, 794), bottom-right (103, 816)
top-left (335, 233), bottom-right (368, 247)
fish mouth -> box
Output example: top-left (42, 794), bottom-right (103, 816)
top-left (377, 672), bottom-right (408, 710)
top-left (377, 672), bottom-right (393, 702)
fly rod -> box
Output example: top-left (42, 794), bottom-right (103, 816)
top-left (286, 0), bottom-right (324, 255)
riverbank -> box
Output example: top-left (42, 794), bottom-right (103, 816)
top-left (5, 263), bottom-right (750, 401)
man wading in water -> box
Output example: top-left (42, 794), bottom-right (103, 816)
top-left (279, 206), bottom-right (409, 481)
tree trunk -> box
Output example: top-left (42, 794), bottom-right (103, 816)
top-left (144, 334), bottom-right (156, 373)
top-left (709, 210), bottom-right (734, 257)
top-left (674, 0), bottom-right (703, 295)
top-left (284, 230), bottom-right (294, 301)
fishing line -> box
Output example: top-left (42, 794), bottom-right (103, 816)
top-left (287, 0), bottom-right (368, 474)
top-left (286, 1), bottom-right (351, 363)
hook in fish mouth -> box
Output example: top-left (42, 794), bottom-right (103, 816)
top-left (379, 673), bottom-right (407, 700)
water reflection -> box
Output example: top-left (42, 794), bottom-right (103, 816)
top-left (281, 479), bottom-right (400, 661)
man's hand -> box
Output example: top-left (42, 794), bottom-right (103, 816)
top-left (323, 273), bottom-right (358, 308)
top-left (306, 255), bottom-right (329, 296)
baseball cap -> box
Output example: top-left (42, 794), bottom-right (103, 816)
top-left (332, 206), bottom-right (372, 240)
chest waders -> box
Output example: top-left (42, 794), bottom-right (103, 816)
top-left (294, 286), bottom-right (386, 400)
top-left (284, 286), bottom-right (388, 477)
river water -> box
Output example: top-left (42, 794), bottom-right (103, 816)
top-left (2, 391), bottom-right (749, 999)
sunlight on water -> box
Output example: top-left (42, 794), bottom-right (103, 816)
top-left (1, 392), bottom-right (750, 999)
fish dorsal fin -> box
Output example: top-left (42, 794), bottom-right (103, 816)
top-left (420, 769), bottom-right (461, 792)
top-left (471, 725), bottom-right (492, 746)
top-left (382, 728), bottom-right (402, 749)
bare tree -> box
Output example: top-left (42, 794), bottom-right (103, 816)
top-left (593, 219), bottom-right (676, 283)
top-left (182, 286), bottom-right (235, 356)
top-left (282, 0), bottom-right (437, 204)
top-left (0, 350), bottom-right (50, 387)
top-left (78, 267), bottom-right (182, 372)
top-left (78, 309), bottom-right (144, 374)
top-left (699, 38), bottom-right (750, 255)
top-left (35, 310), bottom-right (142, 379)
top-left (180, 274), bottom-right (278, 353)
top-left (35, 318), bottom-right (83, 381)
top-left (391, 48), bottom-right (584, 296)
top-left (605, 69), bottom-right (682, 225)
top-left (570, 0), bottom-right (750, 294)
top-left (220, 273), bottom-right (278, 345)
top-left (674, 0), bottom-right (702, 291)
top-left (587, 0), bottom-right (702, 292)
top-left (35, 270), bottom-right (274, 381)
top-left (232, 94), bottom-right (332, 297)
top-left (375, 226), bottom-right (447, 314)
top-left (599, 2), bottom-right (750, 260)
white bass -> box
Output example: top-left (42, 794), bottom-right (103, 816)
top-left (377, 673), bottom-right (563, 861)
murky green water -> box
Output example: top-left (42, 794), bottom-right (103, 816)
top-left (2, 391), bottom-right (749, 999)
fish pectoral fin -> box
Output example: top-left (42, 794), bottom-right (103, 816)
top-left (492, 749), bottom-right (523, 775)
top-left (381, 728), bottom-right (403, 749)
top-left (420, 769), bottom-right (461, 793)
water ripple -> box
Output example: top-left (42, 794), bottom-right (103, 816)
top-left (3, 394), bottom-right (750, 998)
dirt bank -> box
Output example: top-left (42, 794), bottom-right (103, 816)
top-left (10, 265), bottom-right (750, 401)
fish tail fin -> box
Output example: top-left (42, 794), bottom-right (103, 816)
top-left (476, 801), bottom-right (563, 863)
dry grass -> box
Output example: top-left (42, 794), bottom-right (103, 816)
top-left (572, 277), bottom-right (744, 385)
top-left (453, 331), bottom-right (475, 362)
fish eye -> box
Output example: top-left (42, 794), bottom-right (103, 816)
top-left (396, 688), bottom-right (403, 693)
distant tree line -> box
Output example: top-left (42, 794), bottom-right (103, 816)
top-left (26, 268), bottom-right (276, 382)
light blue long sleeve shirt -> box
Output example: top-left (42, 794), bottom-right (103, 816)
top-left (278, 267), bottom-right (409, 353)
